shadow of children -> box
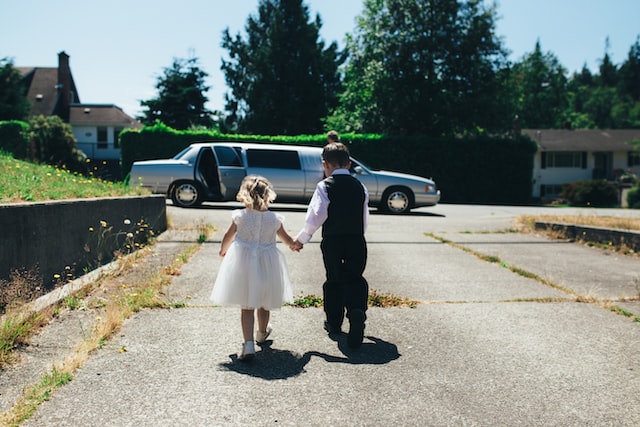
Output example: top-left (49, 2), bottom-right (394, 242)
top-left (219, 336), bottom-right (400, 380)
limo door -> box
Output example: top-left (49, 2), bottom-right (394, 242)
top-left (245, 148), bottom-right (306, 201)
top-left (213, 146), bottom-right (246, 200)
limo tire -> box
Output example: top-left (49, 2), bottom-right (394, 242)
top-left (170, 180), bottom-right (204, 207)
top-left (381, 186), bottom-right (413, 214)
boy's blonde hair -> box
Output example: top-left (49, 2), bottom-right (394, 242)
top-left (236, 175), bottom-right (277, 210)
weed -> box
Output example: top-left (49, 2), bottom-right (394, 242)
top-left (368, 289), bottom-right (419, 308)
top-left (289, 294), bottom-right (323, 308)
top-left (0, 367), bottom-right (72, 426)
top-left (0, 269), bottom-right (44, 315)
top-left (0, 309), bottom-right (49, 368)
top-left (64, 295), bottom-right (82, 311)
top-left (196, 219), bottom-right (214, 244)
top-left (288, 290), bottom-right (419, 308)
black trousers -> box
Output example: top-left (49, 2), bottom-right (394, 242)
top-left (320, 235), bottom-right (368, 328)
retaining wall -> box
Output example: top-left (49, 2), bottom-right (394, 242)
top-left (0, 196), bottom-right (167, 288)
top-left (535, 222), bottom-right (640, 252)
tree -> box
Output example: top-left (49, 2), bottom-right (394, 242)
top-left (139, 56), bottom-right (213, 130)
top-left (221, 0), bottom-right (344, 135)
top-left (329, 0), bottom-right (510, 136)
top-left (510, 41), bottom-right (568, 128)
top-left (597, 38), bottom-right (618, 88)
top-left (0, 57), bottom-right (30, 121)
top-left (618, 37), bottom-right (640, 102)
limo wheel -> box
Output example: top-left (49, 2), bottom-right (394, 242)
top-left (171, 181), bottom-right (203, 207)
top-left (381, 187), bottom-right (412, 214)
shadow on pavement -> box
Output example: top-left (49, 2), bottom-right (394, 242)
top-left (219, 336), bottom-right (400, 380)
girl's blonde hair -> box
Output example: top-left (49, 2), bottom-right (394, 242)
top-left (236, 175), bottom-right (277, 210)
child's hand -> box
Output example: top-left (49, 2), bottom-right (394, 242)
top-left (219, 249), bottom-right (226, 257)
top-left (290, 240), bottom-right (303, 252)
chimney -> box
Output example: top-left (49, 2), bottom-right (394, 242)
top-left (56, 51), bottom-right (72, 122)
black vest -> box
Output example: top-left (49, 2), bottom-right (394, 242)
top-left (322, 174), bottom-right (365, 237)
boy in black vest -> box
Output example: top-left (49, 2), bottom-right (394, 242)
top-left (293, 141), bottom-right (369, 348)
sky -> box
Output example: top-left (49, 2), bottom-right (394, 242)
top-left (3, 0), bottom-right (639, 119)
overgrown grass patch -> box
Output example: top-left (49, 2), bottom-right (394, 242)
top-left (0, 310), bottom-right (49, 368)
top-left (289, 289), bottom-right (419, 308)
top-left (518, 214), bottom-right (640, 232)
top-left (1, 367), bottom-right (73, 426)
top-left (0, 151), bottom-right (147, 203)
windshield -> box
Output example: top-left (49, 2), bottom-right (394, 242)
top-left (350, 157), bottom-right (374, 172)
top-left (172, 146), bottom-right (199, 163)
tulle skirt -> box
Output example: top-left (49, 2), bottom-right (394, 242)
top-left (210, 241), bottom-right (293, 310)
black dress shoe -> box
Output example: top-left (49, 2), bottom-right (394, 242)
top-left (347, 309), bottom-right (365, 348)
top-left (323, 321), bottom-right (342, 335)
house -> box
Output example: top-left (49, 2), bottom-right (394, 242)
top-left (18, 51), bottom-right (140, 161)
top-left (522, 129), bottom-right (640, 199)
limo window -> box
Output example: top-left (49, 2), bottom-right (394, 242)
top-left (214, 146), bottom-right (243, 167)
top-left (246, 149), bottom-right (301, 169)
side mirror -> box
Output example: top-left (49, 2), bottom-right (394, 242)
top-left (353, 166), bottom-right (364, 175)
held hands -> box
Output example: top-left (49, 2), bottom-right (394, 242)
top-left (289, 239), bottom-right (303, 252)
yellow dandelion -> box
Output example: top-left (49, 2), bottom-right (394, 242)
top-left (53, 274), bottom-right (61, 279)
top-left (88, 226), bottom-right (94, 232)
top-left (100, 220), bottom-right (107, 228)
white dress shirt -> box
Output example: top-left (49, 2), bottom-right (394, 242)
top-left (295, 169), bottom-right (369, 244)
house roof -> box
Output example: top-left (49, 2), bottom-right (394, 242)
top-left (522, 129), bottom-right (640, 152)
top-left (17, 67), bottom-right (61, 117)
top-left (69, 104), bottom-right (141, 128)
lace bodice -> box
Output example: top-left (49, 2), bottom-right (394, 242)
top-left (232, 209), bottom-right (283, 245)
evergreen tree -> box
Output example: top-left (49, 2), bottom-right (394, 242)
top-left (139, 56), bottom-right (213, 130)
top-left (510, 41), bottom-right (568, 128)
top-left (0, 57), bottom-right (30, 121)
top-left (221, 0), bottom-right (344, 135)
top-left (618, 37), bottom-right (640, 102)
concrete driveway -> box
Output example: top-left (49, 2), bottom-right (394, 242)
top-left (17, 202), bottom-right (640, 426)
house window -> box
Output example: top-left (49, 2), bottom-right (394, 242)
top-left (114, 128), bottom-right (123, 149)
top-left (542, 151), bottom-right (585, 168)
top-left (97, 127), bottom-right (108, 149)
top-left (629, 152), bottom-right (640, 167)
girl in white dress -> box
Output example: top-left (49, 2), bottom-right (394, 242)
top-left (211, 175), bottom-right (295, 360)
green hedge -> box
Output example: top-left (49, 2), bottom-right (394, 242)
top-left (120, 124), bottom-right (537, 204)
top-left (0, 120), bottom-right (29, 159)
top-left (627, 186), bottom-right (640, 209)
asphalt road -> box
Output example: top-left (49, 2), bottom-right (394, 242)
top-left (14, 202), bottom-right (640, 426)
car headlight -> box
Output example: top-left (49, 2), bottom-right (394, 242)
top-left (425, 184), bottom-right (435, 193)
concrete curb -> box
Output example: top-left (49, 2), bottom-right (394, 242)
top-left (535, 221), bottom-right (640, 251)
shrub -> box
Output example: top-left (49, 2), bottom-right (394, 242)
top-left (627, 186), bottom-right (640, 209)
top-left (560, 180), bottom-right (619, 207)
top-left (27, 115), bottom-right (86, 173)
top-left (0, 120), bottom-right (29, 159)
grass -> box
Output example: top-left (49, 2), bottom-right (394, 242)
top-left (0, 151), bottom-right (147, 203)
top-left (289, 289), bottom-right (419, 308)
top-left (517, 213), bottom-right (640, 255)
top-left (0, 310), bottom-right (50, 368)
